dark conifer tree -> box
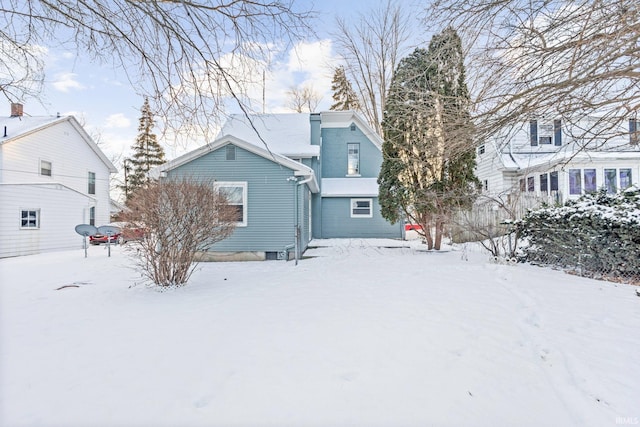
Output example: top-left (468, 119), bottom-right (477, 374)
top-left (123, 98), bottom-right (165, 201)
top-left (330, 66), bottom-right (361, 111)
top-left (378, 28), bottom-right (478, 250)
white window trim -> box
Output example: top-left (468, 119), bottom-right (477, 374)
top-left (215, 181), bottom-right (248, 227)
top-left (350, 198), bottom-right (373, 218)
top-left (40, 159), bottom-right (52, 177)
top-left (20, 208), bottom-right (40, 229)
top-left (88, 171), bottom-right (96, 195)
top-left (347, 143), bottom-right (360, 176)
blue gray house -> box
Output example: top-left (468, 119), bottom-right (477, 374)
top-left (152, 111), bottom-right (403, 260)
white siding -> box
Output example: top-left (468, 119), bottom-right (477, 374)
top-left (0, 117), bottom-right (114, 256)
top-left (0, 184), bottom-right (94, 257)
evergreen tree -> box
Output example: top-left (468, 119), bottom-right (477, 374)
top-left (378, 28), bottom-right (478, 250)
top-left (123, 98), bottom-right (165, 201)
top-left (330, 66), bottom-right (361, 111)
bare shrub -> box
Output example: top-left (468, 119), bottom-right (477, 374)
top-left (452, 191), bottom-right (525, 259)
top-left (121, 178), bottom-right (237, 287)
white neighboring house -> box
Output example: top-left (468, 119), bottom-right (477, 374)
top-left (0, 103), bottom-right (117, 258)
top-left (475, 115), bottom-right (640, 209)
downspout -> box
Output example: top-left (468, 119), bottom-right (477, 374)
top-left (294, 176), bottom-right (314, 265)
top-left (287, 175), bottom-right (314, 265)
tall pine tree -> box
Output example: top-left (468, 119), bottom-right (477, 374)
top-left (124, 98), bottom-right (165, 202)
top-left (330, 66), bottom-right (360, 111)
top-left (378, 28), bottom-right (478, 250)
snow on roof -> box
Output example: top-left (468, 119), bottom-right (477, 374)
top-left (500, 145), bottom-right (640, 171)
top-left (321, 178), bottom-right (379, 197)
top-left (218, 113), bottom-right (319, 157)
top-left (0, 116), bottom-right (64, 142)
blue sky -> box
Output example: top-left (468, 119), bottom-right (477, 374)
top-left (21, 0), bottom-right (423, 164)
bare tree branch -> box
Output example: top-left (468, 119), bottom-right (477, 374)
top-left (0, 0), bottom-right (315, 143)
top-left (427, 0), bottom-right (640, 147)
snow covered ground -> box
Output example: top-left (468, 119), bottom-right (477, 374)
top-left (1, 239), bottom-right (639, 427)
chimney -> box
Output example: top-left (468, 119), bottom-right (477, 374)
top-left (11, 103), bottom-right (23, 117)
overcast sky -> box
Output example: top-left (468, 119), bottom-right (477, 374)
top-left (20, 0), bottom-right (423, 163)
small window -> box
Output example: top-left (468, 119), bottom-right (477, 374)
top-left (584, 169), bottom-right (597, 193)
top-left (569, 169), bottom-right (582, 195)
top-left (347, 143), bottom-right (360, 176)
top-left (88, 172), bottom-right (96, 194)
top-left (350, 123), bottom-right (356, 131)
top-left (483, 179), bottom-right (488, 191)
top-left (519, 178), bottom-right (526, 192)
top-left (40, 160), bottom-right (52, 177)
top-left (604, 168), bottom-right (617, 193)
top-left (351, 198), bottom-right (372, 218)
top-left (89, 207), bottom-right (95, 226)
top-left (540, 174), bottom-right (548, 194)
top-left (539, 136), bottom-right (552, 144)
top-left (550, 171), bottom-right (559, 191)
top-left (20, 209), bottom-right (40, 229)
top-left (215, 182), bottom-right (247, 226)
top-left (530, 120), bottom-right (538, 146)
top-left (527, 176), bottom-right (535, 192)
top-left (620, 168), bottom-right (632, 189)
top-left (478, 145), bottom-right (485, 155)
top-left (554, 119), bottom-right (562, 146)
top-left (226, 145), bottom-right (236, 161)
top-left (630, 119), bottom-right (639, 145)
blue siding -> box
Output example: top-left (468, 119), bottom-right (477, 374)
top-left (168, 144), bottom-right (309, 253)
top-left (320, 124), bottom-right (382, 178)
top-left (320, 197), bottom-right (402, 239)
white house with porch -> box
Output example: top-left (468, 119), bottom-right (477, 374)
top-left (475, 115), bottom-right (640, 209)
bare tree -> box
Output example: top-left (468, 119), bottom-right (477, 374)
top-left (0, 1), bottom-right (314, 142)
top-left (121, 177), bottom-right (237, 287)
top-left (427, 0), bottom-right (640, 146)
top-left (286, 84), bottom-right (322, 113)
top-left (333, 0), bottom-right (414, 135)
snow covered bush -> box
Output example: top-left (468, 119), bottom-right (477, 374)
top-left (517, 186), bottom-right (640, 281)
top-left (121, 178), bottom-right (237, 287)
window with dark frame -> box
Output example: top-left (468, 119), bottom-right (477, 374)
top-left (20, 209), bottom-right (40, 229)
top-left (89, 206), bottom-right (95, 226)
top-left (630, 119), bottom-right (639, 145)
top-left (527, 176), bottom-right (535, 192)
top-left (540, 174), bottom-right (548, 194)
top-left (550, 171), bottom-right (559, 192)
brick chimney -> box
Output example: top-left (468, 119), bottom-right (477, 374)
top-left (11, 103), bottom-right (23, 117)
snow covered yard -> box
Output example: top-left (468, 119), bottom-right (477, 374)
top-left (1, 239), bottom-right (639, 427)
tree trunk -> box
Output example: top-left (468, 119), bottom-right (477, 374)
top-left (434, 219), bottom-right (444, 250)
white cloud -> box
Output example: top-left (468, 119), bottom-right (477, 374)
top-left (104, 113), bottom-right (131, 129)
top-left (265, 39), bottom-right (336, 112)
top-left (52, 72), bottom-right (85, 92)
